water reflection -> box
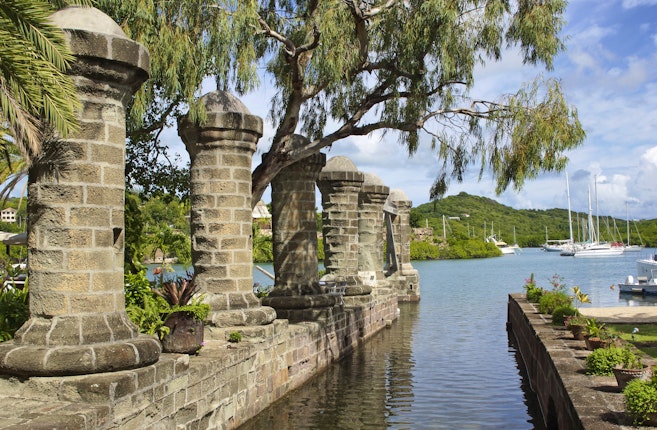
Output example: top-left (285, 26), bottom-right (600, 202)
top-left (239, 303), bottom-right (419, 429)
top-left (238, 302), bottom-right (543, 429)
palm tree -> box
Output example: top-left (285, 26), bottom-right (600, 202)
top-left (0, 0), bottom-right (91, 165)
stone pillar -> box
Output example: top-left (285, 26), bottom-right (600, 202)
top-left (270, 137), bottom-right (325, 294)
top-left (317, 156), bottom-right (370, 295)
top-left (178, 91), bottom-right (276, 328)
top-left (358, 173), bottom-right (390, 288)
top-left (385, 189), bottom-right (420, 301)
top-left (0, 7), bottom-right (161, 376)
top-left (261, 137), bottom-right (337, 320)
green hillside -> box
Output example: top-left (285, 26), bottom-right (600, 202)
top-left (411, 192), bottom-right (657, 248)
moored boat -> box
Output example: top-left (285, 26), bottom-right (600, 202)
top-left (486, 234), bottom-right (519, 255)
top-left (618, 273), bottom-right (657, 295)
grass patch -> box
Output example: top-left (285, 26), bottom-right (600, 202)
top-left (606, 324), bottom-right (657, 359)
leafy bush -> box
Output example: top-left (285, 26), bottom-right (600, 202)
top-left (410, 241), bottom-right (440, 260)
top-left (523, 273), bottom-right (544, 302)
top-left (624, 378), bottom-right (657, 425)
top-left (538, 291), bottom-right (571, 314)
top-left (0, 286), bottom-right (29, 342)
top-left (126, 292), bottom-right (170, 339)
top-left (228, 331), bottom-right (242, 343)
top-left (552, 305), bottom-right (578, 326)
top-left (585, 345), bottom-right (637, 376)
top-left (125, 270), bottom-right (153, 308)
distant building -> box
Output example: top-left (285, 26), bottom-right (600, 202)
top-left (252, 200), bottom-right (272, 233)
top-left (1, 208), bottom-right (17, 223)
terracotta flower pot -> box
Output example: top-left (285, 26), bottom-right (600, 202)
top-left (161, 311), bottom-right (204, 354)
top-left (569, 324), bottom-right (586, 340)
top-left (585, 336), bottom-right (611, 350)
top-left (613, 365), bottom-right (652, 390)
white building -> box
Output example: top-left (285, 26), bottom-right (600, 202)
top-left (1, 208), bottom-right (17, 223)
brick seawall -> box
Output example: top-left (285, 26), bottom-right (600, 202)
top-left (507, 293), bottom-right (655, 429)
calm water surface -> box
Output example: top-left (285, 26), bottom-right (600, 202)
top-left (172, 249), bottom-right (655, 429)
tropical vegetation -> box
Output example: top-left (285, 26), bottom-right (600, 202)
top-left (124, 271), bottom-right (209, 339)
top-left (0, 0), bottom-right (93, 165)
top-left (410, 192), bottom-right (657, 248)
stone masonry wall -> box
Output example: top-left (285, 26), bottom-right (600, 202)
top-left (507, 294), bottom-right (639, 429)
top-left (0, 296), bottom-right (398, 429)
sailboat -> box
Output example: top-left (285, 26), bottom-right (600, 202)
top-left (560, 173), bottom-right (582, 256)
top-left (573, 180), bottom-right (623, 258)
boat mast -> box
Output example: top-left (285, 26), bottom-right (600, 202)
top-left (566, 172), bottom-right (574, 245)
top-left (442, 214), bottom-right (446, 240)
top-left (587, 186), bottom-right (595, 243)
top-left (594, 175), bottom-right (600, 243)
top-left (626, 202), bottom-right (631, 247)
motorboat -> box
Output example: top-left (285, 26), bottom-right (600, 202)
top-left (636, 254), bottom-right (657, 279)
top-left (486, 234), bottom-right (518, 255)
top-left (618, 273), bottom-right (657, 295)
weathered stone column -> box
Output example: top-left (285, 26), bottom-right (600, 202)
top-left (317, 156), bottom-right (370, 296)
top-left (0, 7), bottom-right (161, 376)
top-left (358, 173), bottom-right (390, 288)
top-left (261, 138), bottom-right (337, 320)
top-left (385, 189), bottom-right (420, 301)
top-left (178, 91), bottom-right (276, 327)
top-left (270, 137), bottom-right (325, 293)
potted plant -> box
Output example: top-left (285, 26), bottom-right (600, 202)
top-left (585, 318), bottom-right (610, 350)
top-left (152, 273), bottom-right (210, 354)
top-left (624, 376), bottom-right (657, 426)
top-left (562, 286), bottom-right (590, 340)
top-left (612, 346), bottom-right (652, 390)
top-left (565, 314), bottom-right (588, 340)
top-left (586, 344), bottom-right (633, 376)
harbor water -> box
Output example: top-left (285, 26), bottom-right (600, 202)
top-left (152, 249), bottom-right (653, 428)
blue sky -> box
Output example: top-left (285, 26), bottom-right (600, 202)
top-left (166, 1), bottom-right (657, 220)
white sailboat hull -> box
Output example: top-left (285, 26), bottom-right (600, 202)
top-left (573, 243), bottom-right (624, 258)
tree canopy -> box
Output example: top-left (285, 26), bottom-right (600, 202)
top-left (98, 0), bottom-right (585, 203)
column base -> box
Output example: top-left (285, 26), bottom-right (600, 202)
top-left (261, 294), bottom-right (340, 323)
top-left (207, 307), bottom-right (277, 327)
top-left (0, 335), bottom-right (161, 376)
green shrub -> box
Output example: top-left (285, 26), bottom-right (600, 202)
top-left (228, 331), bottom-right (242, 343)
top-left (585, 345), bottom-right (636, 376)
top-left (552, 305), bottom-right (578, 326)
top-left (624, 378), bottom-right (657, 425)
top-left (0, 286), bottom-right (29, 342)
top-left (125, 272), bottom-right (209, 340)
top-left (523, 273), bottom-right (544, 302)
top-left (410, 241), bottom-right (440, 260)
top-left (538, 291), bottom-right (571, 314)
top-left (124, 270), bottom-right (153, 308)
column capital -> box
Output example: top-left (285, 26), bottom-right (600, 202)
top-left (52, 6), bottom-right (149, 90)
top-left (179, 91), bottom-right (263, 155)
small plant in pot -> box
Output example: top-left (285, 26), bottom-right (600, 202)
top-left (584, 318), bottom-right (611, 350)
top-left (612, 346), bottom-right (652, 390)
top-left (564, 313), bottom-right (588, 340)
top-left (152, 274), bottom-right (210, 354)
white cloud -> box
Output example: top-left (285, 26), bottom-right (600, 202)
top-left (623, 0), bottom-right (657, 8)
